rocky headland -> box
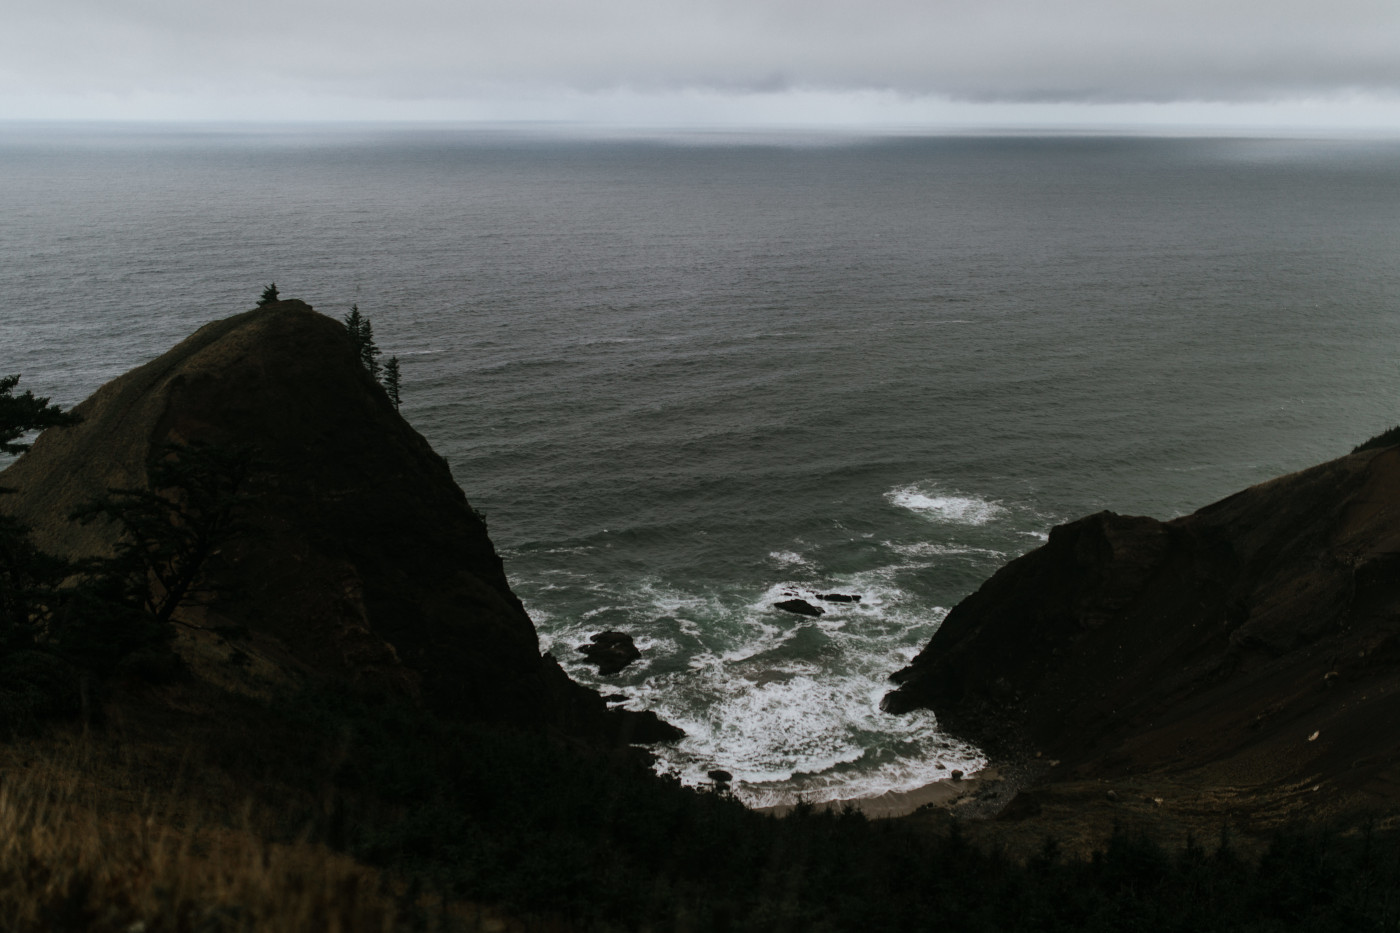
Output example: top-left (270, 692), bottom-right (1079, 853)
top-left (0, 300), bottom-right (678, 745)
top-left (883, 439), bottom-right (1400, 846)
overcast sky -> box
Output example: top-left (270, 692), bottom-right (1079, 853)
top-left (4, 0), bottom-right (1399, 128)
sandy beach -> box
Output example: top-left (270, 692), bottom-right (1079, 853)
top-left (755, 767), bottom-right (1006, 820)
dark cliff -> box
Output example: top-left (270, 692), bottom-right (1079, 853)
top-left (885, 443), bottom-right (1400, 805)
top-left (0, 301), bottom-right (675, 744)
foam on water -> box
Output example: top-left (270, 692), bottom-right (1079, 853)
top-left (527, 551), bottom-right (989, 808)
top-left (886, 484), bottom-right (1006, 525)
top-left (516, 472), bottom-right (1031, 808)
top-left (888, 541), bottom-right (1007, 561)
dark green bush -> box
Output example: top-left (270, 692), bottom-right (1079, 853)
top-left (1353, 425), bottom-right (1400, 453)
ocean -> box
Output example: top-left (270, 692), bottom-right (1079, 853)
top-left (2, 123), bottom-right (1398, 807)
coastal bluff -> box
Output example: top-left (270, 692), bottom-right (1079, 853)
top-left (885, 440), bottom-right (1400, 822)
top-left (0, 301), bottom-right (676, 744)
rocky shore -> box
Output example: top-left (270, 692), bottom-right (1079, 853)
top-left (881, 438), bottom-right (1400, 844)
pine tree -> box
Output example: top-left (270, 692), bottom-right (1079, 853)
top-left (343, 305), bottom-right (382, 381)
top-left (344, 304), bottom-right (365, 340)
top-left (257, 283), bottom-right (280, 306)
top-left (0, 376), bottom-right (79, 646)
top-left (359, 318), bottom-right (382, 381)
top-left (383, 356), bottom-right (402, 411)
top-left (0, 375), bottom-right (80, 457)
top-left (72, 443), bottom-right (253, 630)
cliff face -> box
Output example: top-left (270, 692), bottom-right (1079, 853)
top-left (885, 444), bottom-right (1400, 802)
top-left (1, 302), bottom-right (674, 743)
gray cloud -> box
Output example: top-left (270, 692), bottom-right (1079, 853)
top-left (3, 0), bottom-right (1399, 118)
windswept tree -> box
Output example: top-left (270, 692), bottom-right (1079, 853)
top-left (0, 381), bottom-right (83, 732)
top-left (73, 443), bottom-right (255, 631)
top-left (343, 304), bottom-right (382, 381)
top-left (257, 283), bottom-right (280, 306)
top-left (0, 510), bottom-right (70, 651)
top-left (383, 356), bottom-right (402, 411)
top-left (0, 375), bottom-right (80, 457)
top-left (0, 376), bottom-right (80, 643)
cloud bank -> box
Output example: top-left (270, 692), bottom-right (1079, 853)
top-left (4, 0), bottom-right (1399, 124)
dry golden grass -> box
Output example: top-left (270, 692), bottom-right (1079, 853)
top-left (0, 741), bottom-right (395, 932)
top-left (0, 727), bottom-right (520, 933)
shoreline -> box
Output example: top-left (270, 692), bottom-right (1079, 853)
top-left (753, 766), bottom-right (1006, 820)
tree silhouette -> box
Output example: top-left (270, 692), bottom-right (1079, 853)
top-left (73, 443), bottom-right (254, 629)
top-left (0, 376), bottom-right (80, 644)
top-left (0, 379), bottom-right (85, 642)
top-left (343, 305), bottom-right (382, 381)
top-left (383, 356), bottom-right (402, 410)
top-left (0, 375), bottom-right (79, 457)
top-left (0, 511), bottom-right (70, 651)
top-left (257, 283), bottom-right (280, 306)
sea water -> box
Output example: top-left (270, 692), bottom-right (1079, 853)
top-left (2, 123), bottom-right (1398, 806)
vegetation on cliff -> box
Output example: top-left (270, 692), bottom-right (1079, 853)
top-left (344, 303), bottom-right (383, 382)
top-left (4, 302), bottom-right (1400, 929)
top-left (0, 375), bottom-right (80, 457)
top-left (884, 437), bottom-right (1400, 836)
top-left (1, 381), bottom-right (244, 735)
top-left (6, 689), bottom-right (1400, 932)
top-left (1354, 424), bottom-right (1400, 453)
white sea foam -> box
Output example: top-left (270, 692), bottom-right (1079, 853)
top-left (617, 570), bottom-right (974, 807)
top-left (531, 564), bottom-right (977, 810)
top-left (886, 484), bottom-right (1005, 525)
top-left (888, 541), bottom-right (1006, 560)
top-left (640, 664), bottom-right (986, 807)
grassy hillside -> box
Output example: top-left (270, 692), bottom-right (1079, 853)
top-left (6, 680), bottom-right (1400, 932)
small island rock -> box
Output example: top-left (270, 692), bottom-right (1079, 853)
top-left (578, 631), bottom-right (642, 676)
top-left (774, 598), bottom-right (824, 617)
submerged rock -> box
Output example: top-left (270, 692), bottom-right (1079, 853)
top-left (774, 598), bottom-right (824, 617)
top-left (746, 670), bottom-right (796, 687)
top-left (818, 593), bottom-right (862, 603)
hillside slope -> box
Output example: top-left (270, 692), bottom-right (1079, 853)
top-left (885, 443), bottom-right (1400, 818)
top-left (0, 301), bottom-right (674, 743)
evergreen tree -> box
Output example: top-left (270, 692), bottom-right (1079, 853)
top-left (0, 511), bottom-right (69, 650)
top-left (0, 375), bottom-right (80, 457)
top-left (359, 318), bottom-right (382, 381)
top-left (0, 377), bottom-right (78, 656)
top-left (383, 356), bottom-right (402, 411)
top-left (343, 304), bottom-right (365, 342)
top-left (343, 304), bottom-right (382, 381)
top-left (72, 443), bottom-right (254, 630)
top-left (257, 283), bottom-right (279, 306)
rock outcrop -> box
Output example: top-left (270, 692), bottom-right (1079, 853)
top-left (578, 631), bottom-right (642, 676)
top-left (774, 598), bottom-right (824, 617)
top-left (0, 301), bottom-right (678, 745)
top-left (885, 443), bottom-right (1400, 807)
